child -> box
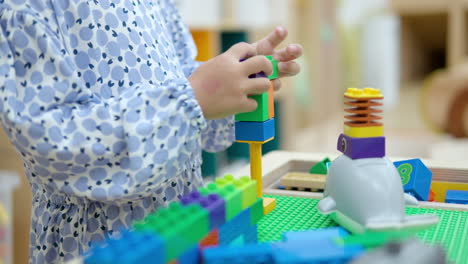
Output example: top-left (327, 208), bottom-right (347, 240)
top-left (0, 0), bottom-right (302, 263)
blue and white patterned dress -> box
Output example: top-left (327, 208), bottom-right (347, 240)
top-left (0, 0), bottom-right (234, 263)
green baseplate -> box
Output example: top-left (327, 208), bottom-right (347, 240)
top-left (258, 195), bottom-right (468, 264)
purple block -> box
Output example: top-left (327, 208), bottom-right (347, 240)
top-left (180, 191), bottom-right (226, 229)
top-left (337, 133), bottom-right (385, 159)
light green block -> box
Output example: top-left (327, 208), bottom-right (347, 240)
top-left (200, 182), bottom-right (242, 220)
top-left (216, 175), bottom-right (257, 209)
top-left (250, 198), bottom-right (264, 225)
top-left (235, 93), bottom-right (269, 122)
top-left (266, 55), bottom-right (279, 80)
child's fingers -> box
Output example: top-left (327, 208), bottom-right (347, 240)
top-left (241, 97), bottom-right (259, 113)
top-left (242, 56), bottom-right (272, 76)
top-left (244, 78), bottom-right (270, 95)
top-left (272, 78), bottom-right (282, 91)
top-left (278, 61), bottom-right (301, 77)
top-left (273, 44), bottom-right (303, 61)
top-left (228, 42), bottom-right (257, 59)
top-left (255, 26), bottom-right (288, 55)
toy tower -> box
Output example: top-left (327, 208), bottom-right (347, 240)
top-left (337, 88), bottom-right (385, 159)
top-left (234, 55), bottom-right (278, 214)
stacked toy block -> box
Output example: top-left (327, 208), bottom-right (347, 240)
top-left (84, 175), bottom-right (264, 264)
top-left (235, 55), bottom-right (277, 143)
top-left (337, 88), bottom-right (385, 159)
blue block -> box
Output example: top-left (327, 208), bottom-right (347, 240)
top-left (445, 190), bottom-right (468, 204)
top-left (178, 246), bottom-right (200, 264)
top-left (219, 208), bottom-right (251, 245)
top-left (273, 239), bottom-right (363, 264)
top-left (203, 243), bottom-right (274, 264)
top-left (283, 227), bottom-right (349, 242)
top-left (235, 118), bottom-right (275, 142)
top-left (394, 159), bottom-right (432, 201)
top-left (84, 231), bottom-right (164, 264)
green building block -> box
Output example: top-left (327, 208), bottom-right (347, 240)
top-left (133, 202), bottom-right (209, 262)
top-left (258, 195), bottom-right (468, 264)
top-left (309, 157), bottom-right (331, 175)
top-left (216, 175), bottom-right (257, 209)
top-left (235, 93), bottom-right (269, 122)
top-left (250, 198), bottom-right (264, 225)
top-left (199, 182), bottom-right (242, 221)
top-left (266, 55), bottom-right (279, 80)
top-left (335, 231), bottom-right (413, 249)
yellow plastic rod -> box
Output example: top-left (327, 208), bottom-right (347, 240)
top-left (250, 142), bottom-right (263, 197)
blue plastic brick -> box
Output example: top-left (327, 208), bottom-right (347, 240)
top-left (178, 245), bottom-right (200, 264)
top-left (84, 231), bottom-right (164, 264)
top-left (180, 191), bottom-right (226, 229)
top-left (445, 190), bottom-right (468, 204)
top-left (219, 208), bottom-right (252, 245)
top-left (394, 159), bottom-right (433, 201)
top-left (272, 239), bottom-right (363, 264)
top-left (235, 118), bottom-right (275, 142)
top-left (203, 243), bottom-right (274, 264)
top-left (337, 134), bottom-right (385, 159)
top-left (283, 227), bottom-right (349, 242)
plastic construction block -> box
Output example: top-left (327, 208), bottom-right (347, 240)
top-left (203, 243), bottom-right (274, 264)
top-left (309, 157), bottom-right (331, 174)
top-left (445, 190), bottom-right (468, 204)
top-left (283, 227), bottom-right (349, 243)
top-left (337, 133), bottom-right (385, 159)
top-left (272, 238), bottom-right (363, 264)
top-left (266, 55), bottom-right (279, 80)
top-left (268, 82), bottom-right (274, 119)
top-left (200, 229), bottom-right (219, 248)
top-left (235, 93), bottom-right (269, 122)
top-left (430, 181), bottom-right (468, 202)
top-left (177, 245), bottom-right (199, 264)
top-left (235, 118), bottom-right (275, 142)
top-left (250, 198), bottom-right (264, 226)
top-left (335, 231), bottom-right (413, 249)
top-left (84, 231), bottom-right (164, 264)
top-left (344, 87), bottom-right (383, 99)
top-left (199, 182), bottom-right (242, 221)
top-left (215, 175), bottom-right (256, 209)
top-left (133, 202), bottom-right (209, 262)
top-left (344, 125), bottom-right (384, 138)
top-left (263, 197), bottom-right (276, 215)
top-left (180, 191), bottom-right (225, 229)
top-left (394, 159), bottom-right (432, 201)
top-left (219, 207), bottom-right (252, 245)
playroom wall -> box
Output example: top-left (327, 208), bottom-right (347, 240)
top-left (2, 0), bottom-right (468, 263)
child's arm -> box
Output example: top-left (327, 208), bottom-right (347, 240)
top-left (0, 9), bottom-right (209, 202)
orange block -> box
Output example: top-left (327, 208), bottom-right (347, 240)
top-left (199, 229), bottom-right (219, 248)
top-left (190, 30), bottom-right (218, 62)
top-left (268, 81), bottom-right (274, 119)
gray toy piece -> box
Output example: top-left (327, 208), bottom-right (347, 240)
top-left (350, 239), bottom-right (446, 264)
top-left (318, 155), bottom-right (439, 234)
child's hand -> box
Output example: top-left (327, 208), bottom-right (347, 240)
top-left (254, 26), bottom-right (303, 91)
top-left (190, 42), bottom-right (273, 120)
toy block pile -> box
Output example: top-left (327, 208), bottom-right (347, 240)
top-left (202, 226), bottom-right (443, 264)
top-left (84, 175), bottom-right (266, 264)
top-left (338, 88), bottom-right (385, 159)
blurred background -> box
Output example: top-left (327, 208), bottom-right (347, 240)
top-left (1, 0), bottom-right (468, 263)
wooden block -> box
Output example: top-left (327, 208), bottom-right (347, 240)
top-left (263, 197), bottom-right (276, 215)
top-left (280, 172), bottom-right (326, 190)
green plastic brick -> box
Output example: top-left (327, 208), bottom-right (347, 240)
top-left (336, 231), bottom-right (413, 249)
top-left (266, 55), bottom-right (279, 80)
top-left (250, 198), bottom-right (264, 225)
top-left (235, 93), bottom-right (269, 122)
top-left (133, 202), bottom-right (209, 262)
top-left (258, 195), bottom-right (468, 264)
top-left (309, 157), bottom-right (331, 175)
top-left (216, 175), bottom-right (257, 209)
top-left (200, 182), bottom-right (242, 221)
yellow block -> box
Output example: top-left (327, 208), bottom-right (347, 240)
top-left (250, 143), bottom-right (263, 197)
top-left (344, 125), bottom-right (384, 138)
top-left (280, 172), bottom-right (326, 190)
top-left (431, 181), bottom-right (468, 202)
top-left (263, 197), bottom-right (276, 215)
top-left (344, 87), bottom-right (383, 99)
top-left (190, 30), bottom-right (217, 62)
